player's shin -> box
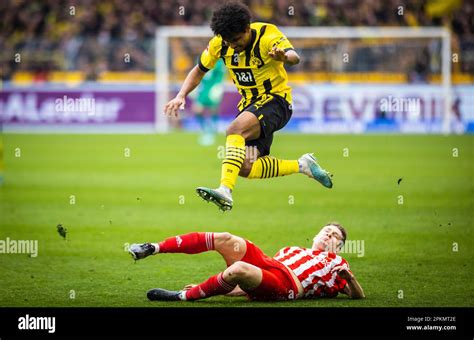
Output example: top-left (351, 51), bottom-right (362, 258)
top-left (220, 134), bottom-right (246, 190)
top-left (247, 156), bottom-right (299, 179)
top-left (183, 272), bottom-right (236, 301)
top-left (156, 232), bottom-right (215, 254)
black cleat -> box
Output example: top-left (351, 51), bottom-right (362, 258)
top-left (128, 243), bottom-right (155, 260)
top-left (147, 288), bottom-right (183, 301)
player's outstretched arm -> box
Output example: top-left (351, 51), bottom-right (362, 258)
top-left (164, 65), bottom-right (206, 117)
top-left (335, 266), bottom-right (366, 299)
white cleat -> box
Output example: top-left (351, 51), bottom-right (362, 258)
top-left (196, 186), bottom-right (233, 211)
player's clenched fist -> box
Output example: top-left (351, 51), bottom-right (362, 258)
top-left (164, 95), bottom-right (185, 117)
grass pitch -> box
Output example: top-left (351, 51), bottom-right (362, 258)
top-left (0, 133), bottom-right (472, 307)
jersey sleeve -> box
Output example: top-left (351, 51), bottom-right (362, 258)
top-left (199, 36), bottom-right (221, 72)
top-left (273, 247), bottom-right (289, 258)
top-left (263, 24), bottom-right (294, 53)
top-left (325, 258), bottom-right (352, 297)
top-left (331, 275), bottom-right (349, 296)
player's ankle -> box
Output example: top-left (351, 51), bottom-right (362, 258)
top-left (179, 291), bottom-right (187, 301)
top-left (151, 243), bottom-right (160, 254)
top-left (219, 184), bottom-right (232, 195)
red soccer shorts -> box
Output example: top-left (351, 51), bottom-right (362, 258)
top-left (239, 240), bottom-right (299, 301)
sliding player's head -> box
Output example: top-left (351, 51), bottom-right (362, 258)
top-left (312, 222), bottom-right (347, 253)
top-left (211, 1), bottom-right (252, 53)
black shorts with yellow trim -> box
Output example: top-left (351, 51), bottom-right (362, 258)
top-left (238, 93), bottom-right (292, 156)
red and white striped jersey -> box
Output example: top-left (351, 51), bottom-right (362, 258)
top-left (274, 247), bottom-right (351, 298)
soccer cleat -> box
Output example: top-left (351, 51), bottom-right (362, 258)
top-left (298, 153), bottom-right (333, 188)
top-left (196, 186), bottom-right (233, 212)
top-left (147, 288), bottom-right (183, 301)
top-left (128, 243), bottom-right (155, 260)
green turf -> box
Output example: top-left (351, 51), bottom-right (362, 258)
top-left (0, 133), bottom-right (472, 307)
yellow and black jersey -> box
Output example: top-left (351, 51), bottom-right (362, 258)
top-left (198, 22), bottom-right (294, 111)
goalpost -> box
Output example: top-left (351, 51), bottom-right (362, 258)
top-left (155, 26), bottom-right (452, 133)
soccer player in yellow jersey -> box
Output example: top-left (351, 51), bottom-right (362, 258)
top-left (164, 2), bottom-right (333, 211)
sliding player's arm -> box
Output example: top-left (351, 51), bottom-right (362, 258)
top-left (225, 285), bottom-right (246, 297)
top-left (164, 65), bottom-right (206, 117)
top-left (335, 266), bottom-right (365, 299)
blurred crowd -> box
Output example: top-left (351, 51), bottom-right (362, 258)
top-left (0, 0), bottom-right (473, 80)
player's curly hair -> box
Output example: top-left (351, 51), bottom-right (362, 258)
top-left (210, 1), bottom-right (251, 40)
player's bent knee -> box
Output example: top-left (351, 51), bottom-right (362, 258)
top-left (226, 261), bottom-right (253, 279)
top-left (226, 125), bottom-right (242, 137)
top-left (214, 233), bottom-right (247, 265)
top-left (224, 261), bottom-right (262, 288)
top-left (214, 232), bottom-right (236, 252)
top-left (214, 232), bottom-right (233, 243)
top-left (239, 161), bottom-right (252, 177)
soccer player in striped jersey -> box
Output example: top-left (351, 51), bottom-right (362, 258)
top-left (128, 223), bottom-right (365, 301)
top-left (164, 2), bottom-right (333, 212)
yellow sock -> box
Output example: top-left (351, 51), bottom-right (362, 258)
top-left (220, 134), bottom-right (246, 190)
top-left (248, 156), bottom-right (299, 179)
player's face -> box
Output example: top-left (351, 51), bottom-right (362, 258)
top-left (312, 225), bottom-right (344, 253)
top-left (223, 27), bottom-right (251, 53)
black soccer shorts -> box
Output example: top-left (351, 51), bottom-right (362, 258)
top-left (238, 93), bottom-right (293, 156)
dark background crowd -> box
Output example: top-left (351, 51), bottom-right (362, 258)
top-left (1, 0), bottom-right (472, 81)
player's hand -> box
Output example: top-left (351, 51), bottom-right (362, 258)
top-left (182, 284), bottom-right (197, 291)
top-left (164, 95), bottom-right (185, 117)
top-left (225, 285), bottom-right (247, 297)
top-left (268, 46), bottom-right (287, 62)
top-left (333, 264), bottom-right (353, 281)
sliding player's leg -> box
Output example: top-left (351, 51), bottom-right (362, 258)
top-left (147, 260), bottom-right (291, 302)
top-left (196, 110), bottom-right (260, 211)
top-left (144, 234), bottom-right (298, 301)
top-left (128, 232), bottom-right (247, 266)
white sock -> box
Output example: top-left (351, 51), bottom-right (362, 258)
top-left (298, 159), bottom-right (303, 173)
top-left (178, 291), bottom-right (187, 301)
top-left (151, 243), bottom-right (160, 254)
